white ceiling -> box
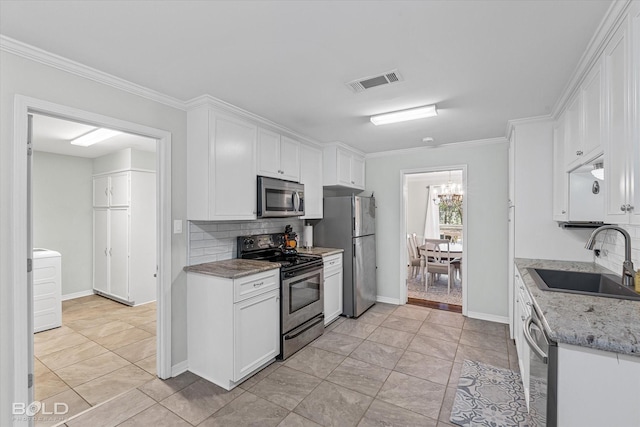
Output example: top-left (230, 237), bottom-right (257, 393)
top-left (0, 1), bottom-right (613, 153)
top-left (32, 114), bottom-right (156, 158)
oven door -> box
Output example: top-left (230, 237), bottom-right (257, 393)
top-left (282, 266), bottom-right (323, 333)
top-left (258, 176), bottom-right (304, 218)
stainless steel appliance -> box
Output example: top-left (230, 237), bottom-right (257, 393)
top-left (524, 305), bottom-right (557, 426)
top-left (314, 195), bottom-right (376, 318)
top-left (257, 176), bottom-right (304, 218)
top-left (237, 233), bottom-right (324, 359)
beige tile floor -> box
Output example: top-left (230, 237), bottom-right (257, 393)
top-left (41, 302), bottom-right (517, 427)
top-left (33, 294), bottom-right (156, 426)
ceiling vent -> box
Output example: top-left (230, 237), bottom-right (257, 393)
top-left (346, 69), bottom-right (404, 93)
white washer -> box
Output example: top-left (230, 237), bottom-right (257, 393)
top-left (33, 249), bottom-right (62, 333)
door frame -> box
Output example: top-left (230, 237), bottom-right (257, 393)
top-left (11, 95), bottom-right (173, 413)
top-left (399, 165), bottom-right (468, 315)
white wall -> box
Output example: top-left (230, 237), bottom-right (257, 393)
top-left (32, 152), bottom-right (93, 296)
top-left (366, 141), bottom-right (510, 319)
top-left (0, 50), bottom-right (187, 422)
top-left (512, 120), bottom-right (594, 261)
top-left (93, 147), bottom-right (156, 175)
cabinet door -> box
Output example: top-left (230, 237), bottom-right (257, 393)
top-left (93, 209), bottom-right (109, 293)
top-left (564, 95), bottom-right (582, 170)
top-left (604, 23), bottom-right (631, 223)
top-left (257, 128), bottom-right (281, 179)
top-left (233, 289), bottom-right (279, 381)
top-left (279, 136), bottom-right (300, 182)
top-left (300, 144), bottom-right (323, 219)
top-left (211, 113), bottom-right (257, 219)
top-left (110, 172), bottom-right (130, 207)
top-left (351, 156), bottom-right (365, 189)
top-left (552, 121), bottom-right (568, 220)
top-left (336, 148), bottom-right (352, 186)
top-left (581, 60), bottom-right (603, 160)
top-left (109, 209), bottom-right (130, 301)
top-left (93, 176), bottom-right (109, 208)
top-left (324, 270), bottom-right (343, 325)
top-left (631, 7), bottom-right (640, 224)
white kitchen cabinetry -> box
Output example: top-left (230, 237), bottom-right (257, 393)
top-left (187, 106), bottom-right (258, 220)
top-left (323, 144), bottom-right (365, 190)
top-left (300, 144), bottom-right (323, 219)
top-left (187, 269), bottom-right (280, 390)
top-left (604, 12), bottom-right (640, 225)
top-left (552, 120), bottom-right (568, 221)
top-left (514, 268), bottom-right (532, 406)
top-left (323, 253), bottom-right (343, 325)
top-left (92, 171), bottom-right (156, 305)
top-left (257, 128), bottom-right (300, 182)
top-left (564, 60), bottom-right (604, 171)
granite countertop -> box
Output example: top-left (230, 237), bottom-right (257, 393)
top-left (184, 259), bottom-right (280, 279)
top-left (515, 258), bottom-right (640, 357)
top-left (297, 247), bottom-right (344, 257)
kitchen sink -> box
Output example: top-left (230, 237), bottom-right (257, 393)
top-left (528, 268), bottom-right (640, 301)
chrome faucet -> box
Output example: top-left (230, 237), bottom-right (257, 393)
top-left (585, 225), bottom-right (636, 288)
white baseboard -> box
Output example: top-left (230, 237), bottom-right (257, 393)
top-left (376, 296), bottom-right (401, 305)
top-left (171, 360), bottom-right (189, 377)
top-left (61, 290), bottom-right (94, 301)
top-left (466, 310), bottom-right (509, 325)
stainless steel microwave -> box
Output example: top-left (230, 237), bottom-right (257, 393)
top-left (257, 176), bottom-right (305, 218)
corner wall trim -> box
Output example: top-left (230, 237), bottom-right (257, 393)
top-left (171, 360), bottom-right (189, 377)
top-left (376, 296), bottom-right (401, 305)
top-left (61, 290), bottom-right (94, 301)
top-left (466, 310), bottom-right (510, 325)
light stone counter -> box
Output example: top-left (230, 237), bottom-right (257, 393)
top-left (297, 247), bottom-right (344, 257)
top-left (515, 258), bottom-right (640, 357)
top-left (184, 259), bottom-right (280, 279)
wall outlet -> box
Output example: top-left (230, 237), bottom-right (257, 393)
top-left (173, 220), bottom-right (183, 234)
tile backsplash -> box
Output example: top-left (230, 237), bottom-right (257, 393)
top-left (592, 224), bottom-right (640, 275)
top-left (188, 218), bottom-right (305, 265)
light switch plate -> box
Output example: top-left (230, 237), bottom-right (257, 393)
top-left (173, 220), bottom-right (183, 234)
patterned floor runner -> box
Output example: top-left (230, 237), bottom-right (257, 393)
top-left (450, 360), bottom-right (535, 427)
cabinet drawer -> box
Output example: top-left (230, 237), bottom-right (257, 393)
top-left (323, 254), bottom-right (342, 273)
top-left (234, 269), bottom-right (279, 302)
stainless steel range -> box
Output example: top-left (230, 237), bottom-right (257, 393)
top-left (237, 233), bottom-right (324, 359)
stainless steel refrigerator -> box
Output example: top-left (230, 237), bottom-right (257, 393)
top-left (314, 196), bottom-right (376, 318)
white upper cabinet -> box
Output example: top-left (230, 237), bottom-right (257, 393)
top-left (257, 128), bottom-right (300, 182)
top-left (552, 119), bottom-right (569, 221)
top-left (323, 144), bottom-right (365, 190)
top-left (93, 172), bottom-right (130, 207)
top-left (564, 60), bottom-right (604, 171)
top-left (604, 8), bottom-right (640, 225)
top-left (187, 105), bottom-right (257, 221)
top-left (299, 144), bottom-right (323, 219)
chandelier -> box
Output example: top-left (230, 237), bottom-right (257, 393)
top-left (432, 173), bottom-right (463, 207)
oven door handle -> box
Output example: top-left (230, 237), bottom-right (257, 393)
top-left (523, 314), bottom-right (548, 364)
top-left (283, 266), bottom-right (323, 281)
top-left (284, 315), bottom-right (324, 340)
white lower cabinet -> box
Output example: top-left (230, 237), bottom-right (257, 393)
top-left (323, 253), bottom-right (343, 325)
top-left (514, 269), bottom-right (531, 406)
top-left (187, 269), bottom-right (280, 390)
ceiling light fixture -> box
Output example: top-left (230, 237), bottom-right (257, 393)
top-left (70, 128), bottom-right (121, 147)
top-left (370, 104), bottom-right (438, 126)
top-left (591, 162), bottom-right (604, 180)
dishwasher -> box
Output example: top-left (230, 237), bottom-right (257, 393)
top-left (523, 305), bottom-right (558, 427)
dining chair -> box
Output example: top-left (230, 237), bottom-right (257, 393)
top-left (406, 234), bottom-right (423, 278)
top-left (424, 238), bottom-right (455, 293)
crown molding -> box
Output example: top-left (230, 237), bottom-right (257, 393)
top-left (0, 35), bottom-right (186, 111)
top-left (365, 137), bottom-right (508, 159)
top-left (322, 141), bottom-right (366, 157)
top-left (505, 114), bottom-right (553, 141)
top-left (184, 94), bottom-right (323, 148)
top-left (551, 0), bottom-right (632, 118)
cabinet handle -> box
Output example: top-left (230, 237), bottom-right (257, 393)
top-left (526, 301), bottom-right (532, 306)
top-left (105, 188), bottom-right (108, 196)
top-left (253, 281), bottom-right (264, 288)
top-left (109, 248), bottom-right (112, 256)
top-left (351, 180), bottom-right (355, 184)
top-left (521, 315), bottom-right (526, 321)
top-left (626, 204), bottom-right (633, 212)
top-left (520, 286), bottom-right (524, 291)
top-left (621, 205), bottom-right (627, 212)
top-left (576, 150), bottom-right (583, 156)
top-left (104, 248), bottom-right (108, 256)
top-left (561, 210), bottom-right (566, 214)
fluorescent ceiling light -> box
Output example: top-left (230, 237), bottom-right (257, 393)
top-left (370, 104), bottom-right (438, 126)
top-left (70, 128), bottom-right (121, 147)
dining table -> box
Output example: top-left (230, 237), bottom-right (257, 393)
top-left (418, 242), bottom-right (463, 260)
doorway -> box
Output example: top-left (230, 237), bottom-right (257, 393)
top-left (31, 113), bottom-right (159, 413)
top-left (11, 96), bottom-right (172, 421)
top-left (400, 166), bottom-right (467, 313)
